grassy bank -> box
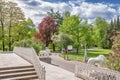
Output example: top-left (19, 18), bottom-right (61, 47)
top-left (59, 49), bottom-right (111, 61)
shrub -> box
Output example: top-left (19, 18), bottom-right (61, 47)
top-left (106, 52), bottom-right (120, 71)
top-left (32, 42), bottom-right (44, 55)
top-left (106, 31), bottom-right (120, 72)
top-left (13, 39), bottom-right (44, 55)
top-left (13, 39), bottom-right (32, 47)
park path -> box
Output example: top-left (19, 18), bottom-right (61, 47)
top-left (50, 54), bottom-right (77, 73)
top-left (40, 61), bottom-right (82, 80)
top-left (0, 53), bottom-right (32, 68)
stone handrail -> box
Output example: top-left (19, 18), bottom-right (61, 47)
top-left (75, 62), bottom-right (120, 80)
top-left (13, 47), bottom-right (45, 80)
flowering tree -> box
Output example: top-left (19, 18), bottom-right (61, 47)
top-left (35, 16), bottom-right (57, 47)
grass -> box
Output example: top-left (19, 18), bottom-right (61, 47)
top-left (59, 49), bottom-right (111, 61)
top-left (0, 50), bottom-right (3, 53)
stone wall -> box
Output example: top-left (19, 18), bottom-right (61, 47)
top-left (75, 62), bottom-right (120, 80)
top-left (13, 47), bottom-right (45, 80)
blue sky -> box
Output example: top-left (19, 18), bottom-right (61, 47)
top-left (86, 0), bottom-right (120, 4)
top-left (44, 0), bottom-right (120, 4)
top-left (7, 0), bottom-right (120, 26)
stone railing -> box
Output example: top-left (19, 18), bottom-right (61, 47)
top-left (75, 62), bottom-right (120, 80)
top-left (13, 47), bottom-right (45, 80)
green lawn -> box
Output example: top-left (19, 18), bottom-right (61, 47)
top-left (0, 50), bottom-right (3, 53)
top-left (59, 49), bottom-right (111, 61)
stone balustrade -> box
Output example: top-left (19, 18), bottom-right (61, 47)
top-left (75, 62), bottom-right (120, 80)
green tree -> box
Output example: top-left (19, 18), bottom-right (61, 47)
top-left (0, 1), bottom-right (36, 51)
top-left (60, 15), bottom-right (80, 53)
top-left (6, 2), bottom-right (25, 50)
top-left (47, 9), bottom-right (63, 26)
top-left (0, 1), bottom-right (25, 51)
top-left (103, 16), bottom-right (120, 49)
top-left (52, 33), bottom-right (73, 60)
top-left (63, 11), bottom-right (70, 18)
top-left (60, 15), bottom-right (93, 53)
top-left (12, 18), bottom-right (37, 52)
top-left (15, 18), bottom-right (35, 39)
top-left (0, 1), bottom-right (6, 51)
top-left (95, 17), bottom-right (109, 48)
top-left (80, 21), bottom-right (94, 48)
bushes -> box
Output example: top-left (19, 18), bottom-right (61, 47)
top-left (32, 42), bottom-right (44, 55)
top-left (106, 52), bottom-right (120, 71)
top-left (13, 39), bottom-right (32, 47)
top-left (13, 39), bottom-right (44, 55)
top-left (106, 31), bottom-right (120, 72)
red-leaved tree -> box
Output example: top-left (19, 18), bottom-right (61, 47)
top-left (35, 16), bottom-right (57, 47)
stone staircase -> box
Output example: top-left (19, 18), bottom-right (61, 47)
top-left (0, 65), bottom-right (38, 80)
top-left (0, 47), bottom-right (45, 80)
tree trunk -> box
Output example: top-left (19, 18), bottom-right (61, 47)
top-left (8, 20), bottom-right (11, 51)
top-left (1, 20), bottom-right (5, 51)
top-left (76, 47), bottom-right (79, 54)
top-left (52, 43), bottom-right (55, 52)
top-left (66, 51), bottom-right (69, 60)
top-left (64, 49), bottom-right (68, 60)
top-left (8, 12), bottom-right (12, 51)
top-left (2, 26), bottom-right (5, 51)
top-left (8, 30), bottom-right (11, 51)
top-left (45, 42), bottom-right (49, 48)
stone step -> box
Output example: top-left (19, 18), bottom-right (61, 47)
top-left (0, 67), bottom-right (35, 74)
top-left (1, 74), bottom-right (38, 80)
top-left (0, 71), bottom-right (37, 79)
top-left (0, 65), bottom-right (33, 70)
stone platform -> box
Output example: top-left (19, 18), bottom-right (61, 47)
top-left (0, 53), bottom-right (32, 68)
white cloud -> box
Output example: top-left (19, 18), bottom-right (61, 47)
top-left (6, 0), bottom-right (120, 26)
top-left (68, 2), bottom-right (118, 23)
top-left (118, 7), bottom-right (120, 14)
top-left (11, 0), bottom-right (70, 26)
top-left (70, 2), bottom-right (117, 23)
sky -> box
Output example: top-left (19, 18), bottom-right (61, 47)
top-left (6, 0), bottom-right (120, 26)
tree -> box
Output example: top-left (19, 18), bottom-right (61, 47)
top-left (78, 21), bottom-right (94, 62)
top-left (52, 33), bottom-right (73, 60)
top-left (60, 15), bottom-right (93, 53)
top-left (0, 1), bottom-right (36, 51)
top-left (35, 16), bottom-right (57, 47)
top-left (47, 9), bottom-right (63, 26)
top-left (95, 17), bottom-right (109, 48)
top-left (14, 18), bottom-right (35, 40)
top-left (47, 9), bottom-right (63, 51)
top-left (0, 1), bottom-right (25, 51)
top-left (105, 16), bottom-right (120, 49)
top-left (52, 34), bottom-right (73, 49)
top-left (79, 21), bottom-right (94, 46)
top-left (106, 31), bottom-right (120, 71)
top-left (60, 15), bottom-right (80, 53)
top-left (59, 34), bottom-right (73, 60)
top-left (7, 1), bottom-right (25, 50)
top-left (0, 1), bottom-right (6, 51)
top-left (63, 11), bottom-right (70, 18)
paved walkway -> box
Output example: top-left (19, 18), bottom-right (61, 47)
top-left (41, 61), bottom-right (82, 80)
top-left (0, 52), bottom-right (82, 80)
top-left (50, 55), bottom-right (77, 73)
top-left (0, 53), bottom-right (32, 68)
